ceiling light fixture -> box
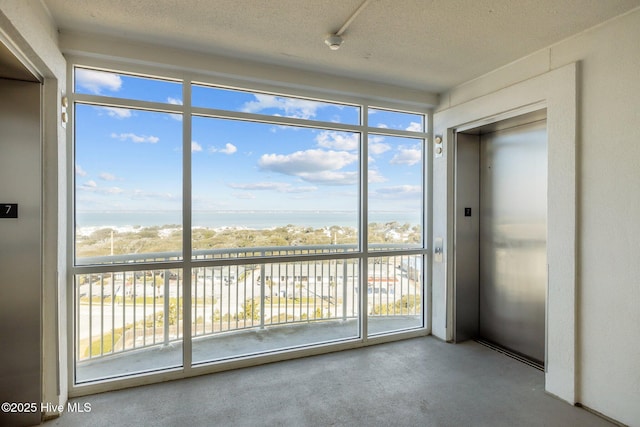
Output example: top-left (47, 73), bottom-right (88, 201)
top-left (325, 34), bottom-right (344, 50)
top-left (325, 0), bottom-right (372, 50)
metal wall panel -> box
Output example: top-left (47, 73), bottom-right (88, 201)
top-left (0, 78), bottom-right (42, 426)
top-left (454, 133), bottom-right (480, 342)
top-left (478, 120), bottom-right (547, 363)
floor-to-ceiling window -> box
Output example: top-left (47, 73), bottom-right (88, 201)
top-left (70, 64), bottom-right (430, 386)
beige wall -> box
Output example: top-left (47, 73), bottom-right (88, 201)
top-left (437, 8), bottom-right (640, 425)
top-left (0, 0), bottom-right (68, 418)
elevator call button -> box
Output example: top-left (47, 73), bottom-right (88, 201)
top-left (464, 207), bottom-right (472, 217)
top-left (1, 204), bottom-right (18, 218)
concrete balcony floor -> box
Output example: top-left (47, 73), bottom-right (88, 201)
top-left (76, 316), bottom-right (422, 383)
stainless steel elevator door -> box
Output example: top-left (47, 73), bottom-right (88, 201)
top-left (0, 78), bottom-right (42, 427)
top-left (479, 120), bottom-right (547, 364)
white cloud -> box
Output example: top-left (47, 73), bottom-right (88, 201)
top-left (192, 141), bottom-right (203, 152)
top-left (105, 187), bottom-right (124, 194)
top-left (375, 185), bottom-right (421, 195)
top-left (269, 124), bottom-right (299, 133)
top-left (297, 170), bottom-right (359, 185)
top-left (228, 182), bottom-right (318, 193)
top-left (209, 143), bottom-right (237, 154)
top-left (78, 179), bottom-right (125, 196)
top-left (406, 121), bottom-right (423, 132)
top-left (259, 149), bottom-right (358, 185)
top-left (369, 141), bottom-right (391, 155)
top-left (259, 149), bottom-right (357, 175)
top-left (99, 172), bottom-right (117, 181)
top-left (371, 185), bottom-right (422, 200)
top-left (242, 94), bottom-right (325, 120)
top-left (75, 165), bottom-right (87, 177)
top-left (111, 132), bottom-right (160, 144)
top-left (131, 190), bottom-right (179, 201)
top-left (229, 182), bottom-right (290, 191)
top-left (99, 106), bottom-right (132, 119)
top-left (374, 122), bottom-right (423, 131)
top-left (283, 185), bottom-right (318, 193)
top-left (220, 143), bottom-right (237, 154)
top-left (233, 192), bottom-right (256, 200)
top-left (368, 170), bottom-right (387, 183)
top-left (76, 68), bottom-right (122, 94)
top-left (390, 145), bottom-right (422, 166)
top-left (316, 131), bottom-right (359, 151)
top-left (367, 136), bottom-right (390, 162)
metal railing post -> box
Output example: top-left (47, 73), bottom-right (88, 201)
top-left (163, 269), bottom-right (170, 346)
top-left (88, 276), bottom-right (93, 359)
top-left (342, 262), bottom-right (348, 321)
top-left (260, 256), bottom-right (266, 329)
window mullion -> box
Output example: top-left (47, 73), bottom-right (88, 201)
top-left (73, 94), bottom-right (182, 115)
top-left (182, 79), bottom-right (193, 371)
top-left (360, 103), bottom-right (369, 340)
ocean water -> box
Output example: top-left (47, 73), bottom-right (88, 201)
top-left (76, 211), bottom-right (420, 231)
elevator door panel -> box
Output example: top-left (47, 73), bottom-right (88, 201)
top-left (0, 78), bottom-right (42, 427)
top-left (479, 120), bottom-right (547, 363)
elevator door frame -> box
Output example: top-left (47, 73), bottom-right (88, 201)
top-left (453, 110), bottom-right (548, 366)
top-left (433, 64), bottom-right (577, 403)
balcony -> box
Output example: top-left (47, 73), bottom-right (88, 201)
top-left (74, 245), bottom-right (424, 383)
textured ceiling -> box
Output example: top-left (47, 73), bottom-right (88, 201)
top-left (43, 0), bottom-right (640, 93)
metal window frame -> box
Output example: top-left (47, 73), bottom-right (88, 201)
top-left (66, 56), bottom-right (432, 396)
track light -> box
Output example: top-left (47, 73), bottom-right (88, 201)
top-left (325, 34), bottom-right (344, 50)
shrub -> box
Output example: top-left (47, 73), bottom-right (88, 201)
top-left (372, 294), bottom-right (421, 315)
top-left (237, 298), bottom-right (260, 320)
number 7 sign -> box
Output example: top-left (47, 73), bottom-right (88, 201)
top-left (0, 204), bottom-right (18, 218)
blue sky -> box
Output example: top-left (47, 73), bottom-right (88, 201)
top-left (74, 68), bottom-right (424, 219)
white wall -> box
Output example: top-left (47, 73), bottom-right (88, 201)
top-left (0, 0), bottom-right (67, 419)
top-left (437, 8), bottom-right (640, 426)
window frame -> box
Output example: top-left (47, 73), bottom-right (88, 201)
top-left (67, 57), bottom-right (432, 394)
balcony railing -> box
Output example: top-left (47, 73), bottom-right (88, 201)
top-left (75, 245), bottom-right (423, 364)
top-left (76, 243), bottom-right (421, 264)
